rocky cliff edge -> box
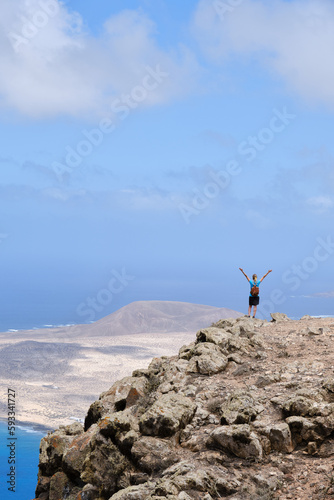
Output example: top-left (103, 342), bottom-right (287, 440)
top-left (33, 313), bottom-right (334, 500)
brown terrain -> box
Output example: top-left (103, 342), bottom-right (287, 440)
top-left (0, 301), bottom-right (242, 430)
top-left (33, 313), bottom-right (334, 500)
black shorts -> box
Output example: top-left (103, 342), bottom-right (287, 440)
top-left (249, 296), bottom-right (259, 306)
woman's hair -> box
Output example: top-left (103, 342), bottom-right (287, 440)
top-left (252, 274), bottom-right (257, 282)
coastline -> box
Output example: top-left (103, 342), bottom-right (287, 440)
top-left (0, 417), bottom-right (52, 434)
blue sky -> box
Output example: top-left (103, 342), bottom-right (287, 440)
top-left (1, 0), bottom-right (334, 327)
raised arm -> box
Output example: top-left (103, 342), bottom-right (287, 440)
top-left (239, 268), bottom-right (250, 282)
top-left (260, 269), bottom-right (272, 282)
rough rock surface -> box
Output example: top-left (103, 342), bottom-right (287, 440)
top-left (34, 314), bottom-right (334, 499)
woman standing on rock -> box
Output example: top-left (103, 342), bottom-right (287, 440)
top-left (239, 268), bottom-right (272, 318)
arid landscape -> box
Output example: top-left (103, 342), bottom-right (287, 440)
top-left (0, 301), bottom-right (242, 430)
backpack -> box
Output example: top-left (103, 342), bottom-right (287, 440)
top-left (251, 282), bottom-right (259, 297)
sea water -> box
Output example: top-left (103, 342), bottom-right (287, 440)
top-left (0, 421), bottom-right (44, 500)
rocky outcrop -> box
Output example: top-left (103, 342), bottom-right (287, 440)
top-left (34, 314), bottom-right (334, 500)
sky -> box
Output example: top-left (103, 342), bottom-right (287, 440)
top-left (1, 0), bottom-right (334, 327)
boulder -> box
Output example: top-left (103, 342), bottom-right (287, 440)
top-left (38, 429), bottom-right (75, 476)
top-left (271, 312), bottom-right (289, 322)
top-left (209, 425), bottom-right (263, 459)
top-left (98, 409), bottom-right (138, 443)
top-left (285, 416), bottom-right (318, 445)
top-left (109, 483), bottom-right (155, 499)
top-left (178, 343), bottom-right (196, 360)
top-left (305, 327), bottom-right (322, 336)
top-left (282, 395), bottom-right (321, 417)
top-left (220, 392), bottom-right (261, 425)
top-left (211, 318), bottom-right (237, 329)
top-left (139, 393), bottom-right (197, 437)
top-left (131, 437), bottom-right (179, 473)
top-left (186, 342), bottom-right (228, 375)
top-left (196, 328), bottom-right (250, 354)
top-left (81, 432), bottom-right (131, 497)
top-left (268, 423), bottom-right (294, 453)
top-left (85, 376), bottom-right (148, 430)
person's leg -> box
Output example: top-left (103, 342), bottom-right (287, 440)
top-left (248, 305), bottom-right (252, 316)
top-left (253, 305), bottom-right (257, 317)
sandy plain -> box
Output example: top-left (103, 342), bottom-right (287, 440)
top-left (0, 328), bottom-right (194, 431)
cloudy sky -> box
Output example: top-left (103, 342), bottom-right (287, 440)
top-left (1, 0), bottom-right (334, 327)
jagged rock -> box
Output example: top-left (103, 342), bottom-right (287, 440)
top-left (196, 327), bottom-right (232, 346)
top-left (211, 318), bottom-right (237, 329)
top-left (209, 425), bottom-right (263, 459)
top-left (268, 423), bottom-right (294, 452)
top-left (85, 376), bottom-right (149, 430)
top-left (323, 377), bottom-right (334, 394)
top-left (313, 413), bottom-right (334, 437)
top-left (49, 472), bottom-right (72, 500)
top-left (80, 431), bottom-right (132, 497)
top-left (180, 428), bottom-right (208, 452)
top-left (35, 475), bottom-right (51, 498)
top-left (227, 353), bottom-right (243, 364)
top-left (34, 313), bottom-right (334, 500)
top-left (186, 342), bottom-right (228, 375)
top-left (220, 392), bottom-right (261, 425)
top-left (178, 343), bottom-right (196, 360)
top-left (60, 421), bottom-right (84, 436)
top-left (159, 462), bottom-right (240, 497)
top-left (98, 409), bottom-right (139, 445)
top-left (306, 327), bottom-right (322, 335)
top-left (239, 323), bottom-right (257, 338)
top-left (109, 482), bottom-right (155, 499)
top-left (285, 416), bottom-right (319, 445)
top-left (38, 428), bottom-right (76, 476)
top-left (131, 436), bottom-right (179, 472)
top-left (139, 393), bottom-right (197, 437)
top-left (62, 425), bottom-right (97, 479)
top-left (282, 395), bottom-right (316, 417)
top-left (102, 376), bottom-right (149, 410)
top-left (271, 312), bottom-right (289, 322)
top-left (195, 328), bottom-right (250, 354)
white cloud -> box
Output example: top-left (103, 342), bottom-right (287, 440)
top-left (312, 290), bottom-right (334, 297)
top-left (192, 0), bottom-right (334, 107)
top-left (306, 195), bottom-right (334, 213)
top-left (0, 1), bottom-right (199, 118)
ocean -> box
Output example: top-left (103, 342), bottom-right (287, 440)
top-left (0, 421), bottom-right (44, 500)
